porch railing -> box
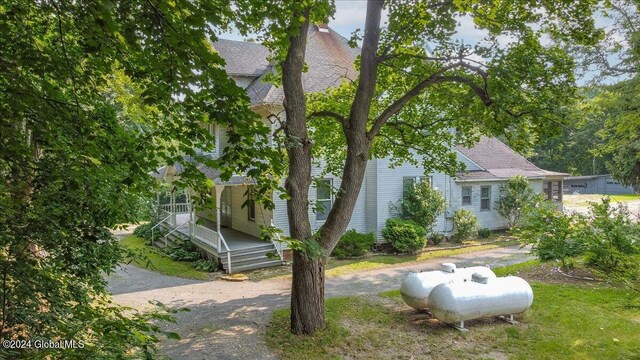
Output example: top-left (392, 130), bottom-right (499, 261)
top-left (151, 209), bottom-right (172, 246)
top-left (163, 219), bottom-right (190, 247)
top-left (160, 203), bottom-right (191, 214)
top-left (270, 220), bottom-right (285, 262)
top-left (192, 222), bottom-right (232, 273)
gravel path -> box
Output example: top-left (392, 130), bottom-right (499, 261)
top-left (108, 245), bottom-right (533, 360)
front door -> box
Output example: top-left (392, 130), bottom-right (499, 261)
top-left (220, 187), bottom-right (232, 228)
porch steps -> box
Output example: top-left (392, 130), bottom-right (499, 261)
top-left (153, 222), bottom-right (187, 248)
top-left (220, 244), bottom-right (283, 273)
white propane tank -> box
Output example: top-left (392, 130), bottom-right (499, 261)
top-left (428, 275), bottom-right (534, 326)
top-left (400, 263), bottom-right (496, 310)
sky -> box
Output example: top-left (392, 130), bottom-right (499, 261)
top-left (220, 1), bottom-right (488, 45)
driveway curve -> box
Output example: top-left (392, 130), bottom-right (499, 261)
top-left (107, 245), bottom-right (533, 360)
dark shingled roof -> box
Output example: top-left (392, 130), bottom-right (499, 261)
top-left (456, 137), bottom-right (567, 181)
top-left (212, 39), bottom-right (270, 76)
top-left (215, 25), bottom-right (359, 105)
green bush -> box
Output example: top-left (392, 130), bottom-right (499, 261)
top-left (192, 259), bottom-right (217, 272)
top-left (518, 199), bottom-right (587, 269)
top-left (168, 243), bottom-right (201, 262)
top-left (333, 230), bottom-right (376, 258)
top-left (400, 178), bottom-right (446, 233)
top-left (452, 209), bottom-right (478, 242)
top-left (495, 175), bottom-right (537, 228)
top-left (429, 233), bottom-right (446, 245)
top-left (382, 218), bottom-right (427, 253)
top-left (583, 199), bottom-right (640, 280)
top-left (133, 223), bottom-right (153, 241)
top-left (478, 228), bottom-right (492, 238)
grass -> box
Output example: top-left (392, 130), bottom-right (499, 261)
top-left (245, 237), bottom-right (521, 280)
top-left (266, 261), bottom-right (640, 360)
top-left (120, 235), bottom-right (211, 280)
top-left (564, 194), bottom-right (639, 207)
top-left (324, 239), bottom-right (520, 277)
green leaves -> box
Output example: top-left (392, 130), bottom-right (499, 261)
top-left (0, 0), bottom-right (271, 357)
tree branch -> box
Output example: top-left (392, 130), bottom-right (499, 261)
top-left (308, 110), bottom-right (347, 126)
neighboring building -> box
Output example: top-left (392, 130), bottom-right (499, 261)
top-left (152, 25), bottom-right (566, 273)
top-left (564, 174), bottom-right (636, 195)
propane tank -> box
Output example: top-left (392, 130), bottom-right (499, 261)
top-left (400, 263), bottom-right (496, 310)
top-left (428, 275), bottom-right (534, 326)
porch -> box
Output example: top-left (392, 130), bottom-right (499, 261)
top-left (174, 213), bottom-right (268, 252)
top-left (152, 167), bottom-right (286, 273)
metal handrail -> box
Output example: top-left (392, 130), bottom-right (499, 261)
top-left (163, 219), bottom-right (190, 247)
top-left (151, 212), bottom-right (172, 246)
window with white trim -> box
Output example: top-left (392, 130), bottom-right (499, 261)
top-left (480, 186), bottom-right (491, 210)
top-left (461, 186), bottom-right (472, 205)
top-left (316, 179), bottom-right (333, 221)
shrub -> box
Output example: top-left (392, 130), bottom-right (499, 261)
top-left (478, 228), bottom-right (492, 238)
top-left (495, 175), bottom-right (537, 228)
top-left (382, 218), bottom-right (427, 253)
top-left (133, 223), bottom-right (153, 241)
top-left (518, 199), bottom-right (586, 269)
top-left (583, 199), bottom-right (640, 280)
top-left (400, 178), bottom-right (446, 233)
top-left (429, 233), bottom-right (446, 245)
top-left (192, 259), bottom-right (217, 272)
top-left (167, 241), bottom-right (201, 262)
top-left (452, 209), bottom-right (478, 242)
top-left (333, 230), bottom-right (376, 258)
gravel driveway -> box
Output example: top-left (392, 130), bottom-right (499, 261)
top-left (107, 245), bottom-right (533, 360)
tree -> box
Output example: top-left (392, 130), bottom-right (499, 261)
top-left (565, 0), bottom-right (640, 187)
top-left (0, 1), bottom-right (277, 357)
top-left (400, 178), bottom-right (446, 233)
top-left (528, 0), bottom-right (640, 184)
top-left (495, 176), bottom-right (537, 228)
top-left (243, 0), bottom-right (602, 334)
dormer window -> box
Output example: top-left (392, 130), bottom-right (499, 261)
top-left (317, 24), bottom-right (330, 33)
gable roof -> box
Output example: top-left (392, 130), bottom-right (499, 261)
top-left (215, 24), bottom-right (359, 105)
top-left (456, 137), bottom-right (567, 181)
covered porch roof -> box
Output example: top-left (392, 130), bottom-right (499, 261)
top-left (151, 161), bottom-right (256, 187)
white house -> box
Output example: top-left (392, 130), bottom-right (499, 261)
top-left (152, 25), bottom-right (566, 273)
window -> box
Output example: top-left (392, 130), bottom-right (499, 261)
top-left (247, 187), bottom-right (256, 221)
top-left (316, 179), bottom-right (333, 221)
top-left (461, 186), bottom-right (472, 205)
top-left (402, 176), bottom-right (430, 200)
top-left (480, 186), bottom-right (491, 210)
top-left (207, 123), bottom-right (216, 137)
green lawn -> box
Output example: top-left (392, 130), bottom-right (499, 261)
top-left (120, 235), bottom-right (212, 280)
top-left (325, 239), bottom-right (521, 277)
top-left (266, 261), bottom-right (640, 360)
top-left (564, 194), bottom-right (639, 207)
top-left (246, 238), bottom-right (521, 280)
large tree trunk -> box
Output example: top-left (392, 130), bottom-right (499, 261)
top-left (281, 9), bottom-right (324, 335)
top-left (282, 0), bottom-right (385, 335)
top-left (290, 251), bottom-right (325, 333)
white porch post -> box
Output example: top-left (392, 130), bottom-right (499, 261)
top-left (215, 185), bottom-right (224, 251)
